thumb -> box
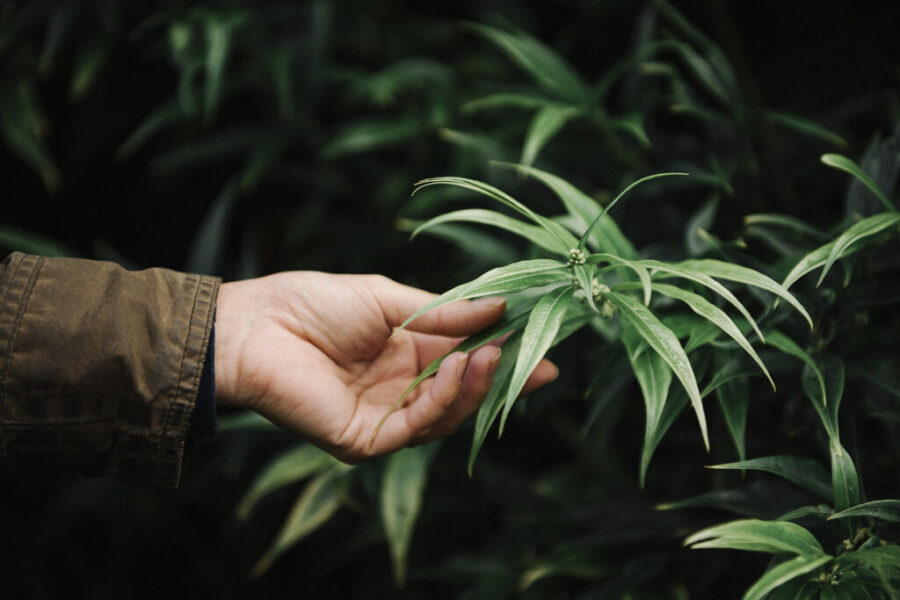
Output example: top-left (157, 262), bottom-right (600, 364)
top-left (373, 277), bottom-right (507, 336)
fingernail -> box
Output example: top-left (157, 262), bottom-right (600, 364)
top-left (454, 352), bottom-right (469, 381)
top-left (488, 347), bottom-right (502, 372)
top-left (473, 296), bottom-right (506, 310)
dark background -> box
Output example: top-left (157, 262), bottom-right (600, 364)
top-left (1, 1), bottom-right (897, 598)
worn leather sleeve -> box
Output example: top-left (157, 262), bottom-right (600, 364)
top-left (0, 252), bottom-right (220, 488)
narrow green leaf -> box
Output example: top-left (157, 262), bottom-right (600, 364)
top-left (185, 177), bottom-right (240, 276)
top-left (493, 162), bottom-right (637, 258)
top-left (828, 500), bottom-right (900, 523)
top-left (466, 23), bottom-right (589, 102)
top-left (203, 14), bottom-right (240, 124)
top-left (520, 104), bottom-right (582, 167)
top-left (763, 111), bottom-right (846, 148)
top-left (650, 282), bottom-right (773, 389)
top-left (500, 286), bottom-right (575, 431)
top-left (600, 290), bottom-right (708, 449)
top-left (469, 331), bottom-right (523, 476)
top-left (403, 222), bottom-right (518, 265)
top-left (836, 545), bottom-right (900, 572)
top-left (766, 331), bottom-right (825, 415)
top-left (323, 118), bottom-right (421, 158)
top-left (775, 505), bottom-right (834, 522)
top-left (410, 208), bottom-right (562, 254)
top-left (588, 253), bottom-right (652, 305)
top-left (830, 439), bottom-right (861, 512)
top-left (579, 173), bottom-right (689, 252)
top-left (413, 176), bottom-right (577, 251)
top-left (685, 519), bottom-right (826, 556)
top-left (462, 92), bottom-right (555, 114)
top-left (822, 153), bottom-right (895, 213)
top-left (709, 456), bottom-right (832, 501)
top-left (391, 301), bottom-right (535, 411)
top-left (621, 322), bottom-right (672, 487)
top-left (381, 444), bottom-right (437, 586)
top-left (815, 212), bottom-right (900, 286)
top-left (236, 445), bottom-right (334, 520)
top-left (393, 259), bottom-right (569, 334)
top-left (117, 100), bottom-right (184, 159)
top-left (743, 555), bottom-right (833, 600)
top-left (800, 356), bottom-right (843, 441)
top-left (743, 213), bottom-right (829, 242)
top-left (700, 362), bottom-right (758, 399)
top-left (638, 259), bottom-right (765, 342)
top-left (251, 468), bottom-right (346, 577)
top-left (716, 378), bottom-right (749, 461)
top-left (657, 487), bottom-right (756, 516)
top-left (679, 259), bottom-right (814, 329)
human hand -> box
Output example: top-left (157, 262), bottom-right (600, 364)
top-left (213, 272), bottom-right (558, 462)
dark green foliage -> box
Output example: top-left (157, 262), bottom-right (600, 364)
top-left (2, 1), bottom-right (900, 599)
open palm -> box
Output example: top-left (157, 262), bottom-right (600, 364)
top-left (214, 271), bottom-right (557, 462)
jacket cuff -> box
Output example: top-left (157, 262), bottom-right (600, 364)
top-left (0, 252), bottom-right (220, 488)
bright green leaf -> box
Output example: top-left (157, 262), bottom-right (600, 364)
top-left (821, 153), bottom-right (895, 213)
top-left (600, 290), bottom-right (708, 449)
top-left (678, 259), bottom-right (814, 329)
top-left (685, 519), bottom-right (826, 556)
top-left (501, 286), bottom-right (575, 431)
top-left (743, 555), bottom-right (833, 600)
top-left (829, 500), bottom-right (900, 523)
top-left (393, 259), bottom-right (569, 334)
top-left (650, 282), bottom-right (773, 389)
top-left (410, 208), bottom-right (562, 254)
top-left (830, 439), bottom-right (861, 513)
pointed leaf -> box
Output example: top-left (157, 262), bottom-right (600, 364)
top-left (599, 290), bottom-right (708, 449)
top-left (236, 444), bottom-right (334, 520)
top-left (382, 444), bottom-right (437, 586)
top-left (469, 330), bottom-right (523, 475)
top-left (743, 213), bottom-right (829, 242)
top-left (800, 356), bottom-right (843, 441)
top-left (776, 505), bottom-right (834, 522)
top-left (822, 153), bottom-right (895, 213)
top-left (828, 500), bottom-right (900, 523)
top-left (743, 555), bottom-right (833, 600)
top-left (716, 378), bottom-right (750, 461)
top-left (462, 92), bottom-right (556, 114)
top-left (685, 519), bottom-right (826, 556)
top-left (394, 259), bottom-right (569, 334)
top-left (466, 23), bottom-right (589, 102)
top-left (413, 176), bottom-right (577, 251)
top-left (410, 208), bottom-right (563, 254)
top-left (679, 259), bottom-right (814, 329)
top-left (622, 322), bottom-right (673, 487)
top-left (501, 286), bottom-right (575, 431)
top-left (251, 468), bottom-right (346, 577)
top-left (815, 212), bottom-right (900, 286)
top-left (579, 173), bottom-right (689, 252)
top-left (650, 282), bottom-right (773, 389)
top-left (709, 456), bottom-right (832, 501)
top-left (763, 111), bottom-right (846, 148)
top-left (638, 260), bottom-right (765, 342)
top-left (493, 162), bottom-right (637, 258)
top-left (830, 439), bottom-right (861, 512)
top-left (520, 104), bottom-right (582, 167)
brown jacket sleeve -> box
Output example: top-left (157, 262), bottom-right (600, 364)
top-left (0, 252), bottom-right (220, 488)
